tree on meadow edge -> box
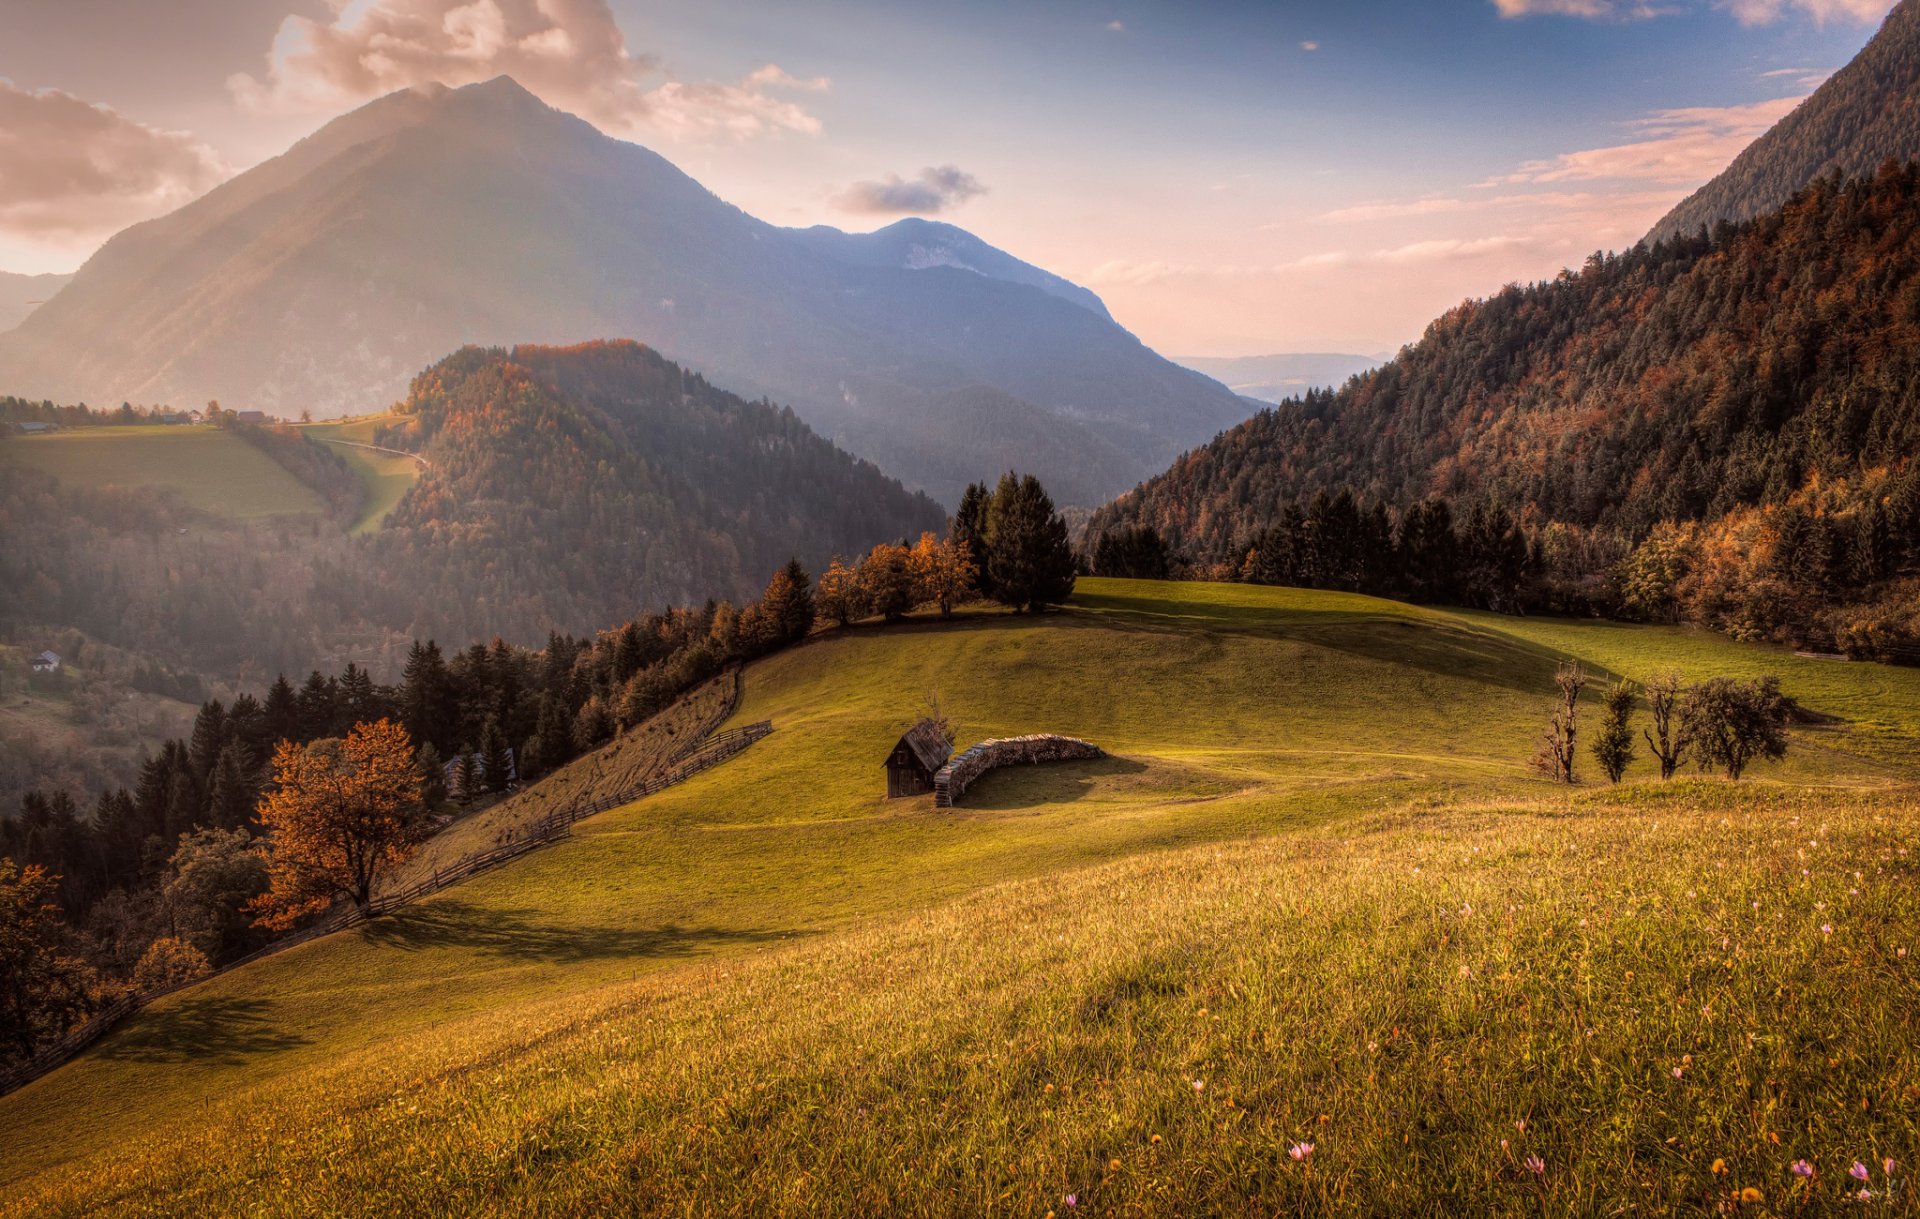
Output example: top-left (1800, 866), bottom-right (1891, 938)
top-left (815, 558), bottom-right (866, 627)
top-left (910, 533), bottom-right (977, 619)
top-left (1681, 676), bottom-right (1793, 781)
top-left (248, 719), bottom-right (425, 928)
top-left (1592, 680), bottom-right (1637, 784)
top-left (0, 857), bottom-right (96, 1061)
top-left (1530, 661), bottom-right (1586, 784)
top-left (984, 473), bottom-right (1076, 613)
top-left (856, 543), bottom-right (917, 621)
top-left (1642, 671), bottom-right (1688, 779)
top-left (952, 481), bottom-right (995, 599)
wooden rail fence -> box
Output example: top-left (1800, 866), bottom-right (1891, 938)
top-left (0, 698), bottom-right (773, 1099)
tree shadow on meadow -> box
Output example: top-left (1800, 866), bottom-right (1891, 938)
top-left (358, 900), bottom-right (797, 965)
top-left (955, 755), bottom-right (1150, 811)
top-left (97, 996), bottom-right (310, 1065)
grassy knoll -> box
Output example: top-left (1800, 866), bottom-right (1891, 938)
top-left (301, 416), bottom-right (421, 533)
top-left (0, 425), bottom-right (323, 519)
top-left (3, 580), bottom-right (1916, 1214)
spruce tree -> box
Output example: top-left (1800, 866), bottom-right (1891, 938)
top-left (984, 473), bottom-right (1076, 613)
top-left (478, 719), bottom-right (512, 794)
top-left (952, 481), bottom-right (995, 597)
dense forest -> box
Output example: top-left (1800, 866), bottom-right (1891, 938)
top-left (1089, 165), bottom-right (1920, 659)
top-left (1650, 0), bottom-right (1920, 242)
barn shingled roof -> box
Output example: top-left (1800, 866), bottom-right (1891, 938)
top-left (886, 719), bottom-right (954, 772)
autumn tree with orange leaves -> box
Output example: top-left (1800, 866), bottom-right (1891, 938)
top-left (248, 719), bottom-right (425, 929)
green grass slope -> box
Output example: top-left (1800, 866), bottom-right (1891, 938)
top-left (4, 580), bottom-right (1916, 1214)
top-left (1, 425), bottom-right (324, 519)
top-left (301, 416), bottom-right (421, 534)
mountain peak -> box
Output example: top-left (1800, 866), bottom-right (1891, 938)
top-left (1647, 0), bottom-right (1920, 243)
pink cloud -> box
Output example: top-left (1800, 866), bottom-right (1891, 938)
top-left (1491, 95), bottom-right (1804, 185)
top-left (229, 0), bottom-right (828, 142)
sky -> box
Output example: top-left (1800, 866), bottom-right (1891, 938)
top-left (0, 0), bottom-right (1898, 355)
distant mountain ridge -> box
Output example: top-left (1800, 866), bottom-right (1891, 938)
top-left (1175, 352), bottom-right (1385, 404)
top-left (0, 77), bottom-right (1247, 506)
top-left (1649, 0), bottom-right (1920, 243)
top-left (0, 273), bottom-right (71, 334)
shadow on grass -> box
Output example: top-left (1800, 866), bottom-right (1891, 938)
top-left (957, 755), bottom-right (1150, 811)
top-left (98, 997), bottom-right (310, 1065)
top-left (360, 900), bottom-right (797, 964)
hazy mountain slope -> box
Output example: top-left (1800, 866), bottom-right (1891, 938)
top-left (1093, 167), bottom-right (1920, 560)
top-left (1176, 352), bottom-right (1385, 403)
top-left (0, 78), bottom-right (1246, 505)
top-left (367, 340), bottom-right (947, 643)
top-left (0, 273), bottom-right (70, 334)
top-left (1648, 0), bottom-right (1920, 243)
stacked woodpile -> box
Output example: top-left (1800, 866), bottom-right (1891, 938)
top-left (934, 734), bottom-right (1104, 808)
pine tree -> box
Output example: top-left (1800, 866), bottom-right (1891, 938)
top-left (952, 481), bottom-right (995, 597)
top-left (261, 674), bottom-right (300, 748)
top-left (187, 700), bottom-right (228, 784)
top-left (204, 742), bottom-right (259, 829)
top-left (478, 719), bottom-right (512, 794)
top-left (984, 473), bottom-right (1076, 613)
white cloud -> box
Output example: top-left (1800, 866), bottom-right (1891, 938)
top-left (229, 0), bottom-right (828, 142)
top-left (1719, 0), bottom-right (1894, 24)
top-left (1106, 19), bottom-right (1127, 32)
top-left (0, 80), bottom-right (228, 243)
top-left (1300, 40), bottom-right (1321, 51)
top-left (1495, 0), bottom-right (1890, 17)
top-left (1491, 95), bottom-right (1803, 185)
top-left (834, 165), bottom-right (988, 214)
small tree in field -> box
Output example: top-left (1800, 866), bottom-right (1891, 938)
top-left (923, 689), bottom-right (958, 748)
top-left (1681, 676), bottom-right (1793, 780)
top-left (1530, 661), bottom-right (1586, 784)
top-left (910, 533), bottom-right (976, 619)
top-left (856, 543), bottom-right (916, 621)
top-left (1642, 671), bottom-right (1688, 780)
top-left (815, 558), bottom-right (866, 627)
top-left (248, 719), bottom-right (425, 928)
top-left (1592, 680), bottom-right (1637, 783)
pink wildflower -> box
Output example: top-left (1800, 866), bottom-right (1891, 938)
top-left (1852, 1162), bottom-right (1871, 1182)
top-left (1289, 1142), bottom-right (1314, 1162)
top-left (1791, 1160), bottom-right (1815, 1178)
top-left (1523, 1154), bottom-right (1545, 1175)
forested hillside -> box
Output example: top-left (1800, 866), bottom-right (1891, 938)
top-left (1091, 165), bottom-right (1920, 657)
top-left (1650, 0), bottom-right (1920, 242)
top-left (363, 342), bottom-right (945, 643)
top-left (0, 343), bottom-right (945, 679)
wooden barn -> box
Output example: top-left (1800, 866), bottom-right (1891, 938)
top-left (883, 719), bottom-right (953, 799)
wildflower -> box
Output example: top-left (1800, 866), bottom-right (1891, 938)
top-left (1192, 1079), bottom-right (1205, 1092)
top-left (1501, 1139), bottom-right (1510, 1150)
top-left (1516, 1120), bottom-right (1526, 1132)
top-left (1852, 1162), bottom-right (1871, 1182)
top-left (1858, 1188), bottom-right (1874, 1202)
top-left (1791, 1160), bottom-right (1815, 1178)
top-left (1288, 1142), bottom-right (1314, 1162)
top-left (1065, 1195), bottom-right (1077, 1208)
top-left (1739, 1187), bottom-right (1764, 1203)
top-left (1672, 1066), bottom-right (1685, 1079)
top-left (1822, 924), bottom-right (1834, 936)
top-left (1885, 1158), bottom-right (1897, 1174)
top-left (1899, 948), bottom-right (1908, 958)
top-left (1712, 1158), bottom-right (1728, 1175)
top-left (1109, 1158), bottom-right (1122, 1171)
top-left (1150, 1134), bottom-right (1162, 1145)
top-left (1524, 1154), bottom-right (1545, 1175)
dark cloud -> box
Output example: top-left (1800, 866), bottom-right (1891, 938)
top-left (834, 165), bottom-right (988, 214)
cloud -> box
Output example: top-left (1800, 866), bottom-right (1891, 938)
top-left (1492, 0), bottom-right (1668, 18)
top-left (1494, 0), bottom-right (1889, 17)
top-left (1105, 19), bottom-right (1127, 32)
top-left (229, 0), bottom-right (827, 141)
top-left (1300, 40), bottom-right (1321, 51)
top-left (833, 165), bottom-right (988, 214)
top-left (1490, 95), bottom-right (1803, 185)
top-left (0, 80), bottom-right (228, 242)
top-left (1719, 0), bottom-right (1894, 24)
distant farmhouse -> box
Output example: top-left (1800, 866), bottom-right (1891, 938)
top-left (29, 651), bottom-right (60, 674)
top-left (883, 719), bottom-right (954, 799)
top-left (12, 421), bottom-right (57, 434)
top-left (235, 410), bottom-right (270, 424)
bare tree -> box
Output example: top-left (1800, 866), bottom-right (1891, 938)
top-left (1530, 660), bottom-right (1586, 784)
top-left (924, 690), bottom-right (957, 748)
top-left (1642, 670), bottom-right (1687, 780)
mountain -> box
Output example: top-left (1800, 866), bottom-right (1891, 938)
top-left (1648, 0), bottom-right (1920, 243)
top-left (1174, 352), bottom-right (1385, 404)
top-left (1091, 167), bottom-right (1920, 651)
top-left (0, 78), bottom-right (1247, 507)
top-left (0, 273), bottom-right (70, 333)
top-left (368, 340), bottom-right (947, 642)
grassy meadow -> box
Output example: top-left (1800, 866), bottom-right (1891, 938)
top-left (301, 416), bottom-right (421, 533)
top-left (0, 425), bottom-right (323, 519)
top-left (3, 580), bottom-right (1916, 1214)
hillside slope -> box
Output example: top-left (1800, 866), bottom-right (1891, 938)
top-left (0, 272), bottom-right (70, 333)
top-left (0, 78), bottom-right (1245, 506)
top-left (4, 580), bottom-right (1918, 1214)
top-left (1650, 0), bottom-right (1920, 243)
top-left (364, 340), bottom-right (947, 642)
top-left (1091, 168), bottom-right (1920, 623)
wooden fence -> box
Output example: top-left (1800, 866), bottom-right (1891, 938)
top-left (0, 706), bottom-right (773, 1099)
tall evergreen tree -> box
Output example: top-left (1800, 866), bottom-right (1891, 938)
top-left (983, 473), bottom-right (1076, 613)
